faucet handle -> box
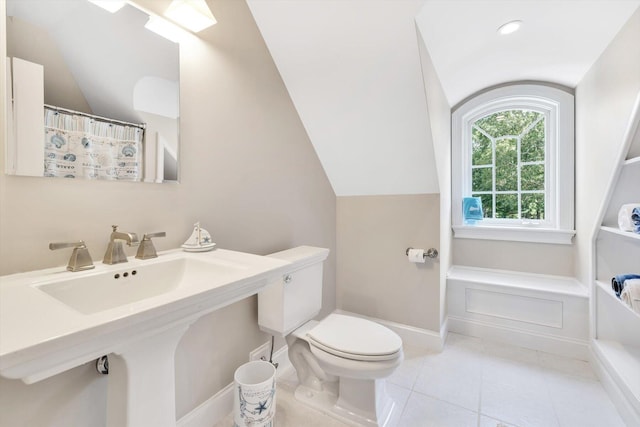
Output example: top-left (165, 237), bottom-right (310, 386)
top-left (144, 231), bottom-right (166, 240)
top-left (49, 241), bottom-right (85, 251)
top-left (49, 241), bottom-right (95, 272)
top-left (135, 232), bottom-right (166, 260)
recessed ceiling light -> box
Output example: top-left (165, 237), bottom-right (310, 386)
top-left (497, 20), bottom-right (522, 35)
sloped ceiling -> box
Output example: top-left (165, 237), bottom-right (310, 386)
top-left (7, 0), bottom-right (178, 123)
top-left (248, 0), bottom-right (639, 197)
top-left (247, 0), bottom-right (439, 196)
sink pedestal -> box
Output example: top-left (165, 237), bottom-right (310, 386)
top-left (106, 322), bottom-right (193, 427)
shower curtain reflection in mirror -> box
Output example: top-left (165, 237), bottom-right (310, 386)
top-left (43, 107), bottom-right (144, 181)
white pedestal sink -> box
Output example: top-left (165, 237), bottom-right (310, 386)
top-left (106, 323), bottom-right (191, 427)
top-left (0, 249), bottom-right (291, 427)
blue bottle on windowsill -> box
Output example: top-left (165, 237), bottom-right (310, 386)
top-left (463, 197), bottom-right (484, 225)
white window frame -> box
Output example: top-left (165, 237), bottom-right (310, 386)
top-left (452, 84), bottom-right (575, 244)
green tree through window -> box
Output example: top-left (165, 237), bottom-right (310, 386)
top-left (471, 110), bottom-right (545, 220)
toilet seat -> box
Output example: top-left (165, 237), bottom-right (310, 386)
top-left (306, 314), bottom-right (402, 362)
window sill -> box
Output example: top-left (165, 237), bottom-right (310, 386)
top-left (452, 225), bottom-right (575, 245)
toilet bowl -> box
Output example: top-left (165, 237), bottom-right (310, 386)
top-left (288, 313), bottom-right (403, 426)
top-left (258, 246), bottom-right (404, 426)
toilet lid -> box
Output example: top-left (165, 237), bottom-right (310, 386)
top-left (307, 314), bottom-right (402, 361)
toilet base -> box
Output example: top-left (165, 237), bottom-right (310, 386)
top-left (292, 377), bottom-right (396, 427)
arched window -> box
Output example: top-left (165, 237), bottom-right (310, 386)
top-left (452, 84), bottom-right (575, 244)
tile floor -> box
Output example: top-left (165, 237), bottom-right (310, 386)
top-left (217, 333), bottom-right (626, 427)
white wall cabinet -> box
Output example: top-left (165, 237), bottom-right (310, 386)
top-left (592, 95), bottom-right (640, 426)
top-left (5, 57), bottom-right (44, 177)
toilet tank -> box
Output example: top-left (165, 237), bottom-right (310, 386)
top-left (258, 246), bottom-right (330, 336)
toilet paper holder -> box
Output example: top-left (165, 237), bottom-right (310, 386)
top-left (406, 247), bottom-right (438, 259)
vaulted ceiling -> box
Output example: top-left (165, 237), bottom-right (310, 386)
top-left (416, 0), bottom-right (640, 107)
top-left (248, 0), bottom-right (438, 196)
top-left (248, 0), bottom-right (640, 196)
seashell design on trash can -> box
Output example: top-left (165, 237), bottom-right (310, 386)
top-left (235, 379), bottom-right (275, 427)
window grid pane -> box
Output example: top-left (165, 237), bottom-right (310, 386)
top-left (471, 165), bottom-right (492, 192)
top-left (472, 127), bottom-right (492, 165)
top-left (521, 118), bottom-right (545, 163)
top-left (469, 110), bottom-right (546, 221)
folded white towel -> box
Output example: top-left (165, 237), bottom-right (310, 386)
top-left (618, 203), bottom-right (640, 231)
top-left (620, 279), bottom-right (640, 315)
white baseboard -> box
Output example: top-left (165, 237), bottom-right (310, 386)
top-left (177, 344), bottom-right (291, 427)
top-left (334, 309), bottom-right (446, 352)
top-left (448, 315), bottom-right (589, 360)
top-left (590, 343), bottom-right (640, 427)
top-left (177, 382), bottom-right (234, 427)
top-left (177, 312), bottom-right (445, 427)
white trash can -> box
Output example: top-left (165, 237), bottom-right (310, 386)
top-left (233, 360), bottom-right (276, 427)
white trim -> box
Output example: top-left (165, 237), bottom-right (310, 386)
top-left (334, 309), bottom-right (446, 352)
top-left (177, 382), bottom-right (234, 427)
top-left (448, 265), bottom-right (587, 297)
top-left (452, 225), bottom-right (575, 244)
top-left (590, 340), bottom-right (640, 426)
top-left (177, 345), bottom-right (291, 427)
top-left (447, 315), bottom-right (589, 360)
top-left (452, 84), bottom-right (574, 244)
top-left (599, 225), bottom-right (640, 242)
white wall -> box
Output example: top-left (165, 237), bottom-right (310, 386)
top-left (575, 8), bottom-right (640, 285)
top-left (416, 25), bottom-right (451, 326)
top-left (247, 0), bottom-right (438, 196)
top-left (7, 15), bottom-right (91, 113)
top-left (0, 0), bottom-right (336, 425)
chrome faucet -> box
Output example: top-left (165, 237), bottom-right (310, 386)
top-left (103, 225), bottom-right (139, 265)
top-left (135, 232), bottom-right (166, 260)
top-left (49, 241), bottom-right (95, 272)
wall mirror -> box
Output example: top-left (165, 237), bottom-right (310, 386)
top-left (5, 0), bottom-right (180, 183)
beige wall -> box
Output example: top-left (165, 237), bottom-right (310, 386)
top-left (336, 194), bottom-right (441, 332)
top-left (451, 239), bottom-right (575, 276)
top-left (0, 0), bottom-right (336, 425)
top-left (574, 8), bottom-right (640, 285)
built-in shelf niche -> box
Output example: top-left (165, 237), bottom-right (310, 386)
top-left (592, 93), bottom-right (640, 424)
top-left (600, 159), bottom-right (640, 228)
top-left (627, 118), bottom-right (640, 159)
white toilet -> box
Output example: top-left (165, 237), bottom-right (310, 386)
top-left (258, 246), bottom-right (404, 426)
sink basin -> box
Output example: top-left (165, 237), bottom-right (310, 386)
top-left (36, 256), bottom-right (247, 314)
top-left (0, 249), bottom-right (290, 383)
top-left (0, 247), bottom-right (293, 427)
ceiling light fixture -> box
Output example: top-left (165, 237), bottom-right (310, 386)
top-left (497, 20), bottom-right (522, 35)
top-left (87, 0), bottom-right (126, 13)
top-left (144, 15), bottom-right (189, 43)
top-left (164, 0), bottom-right (217, 33)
